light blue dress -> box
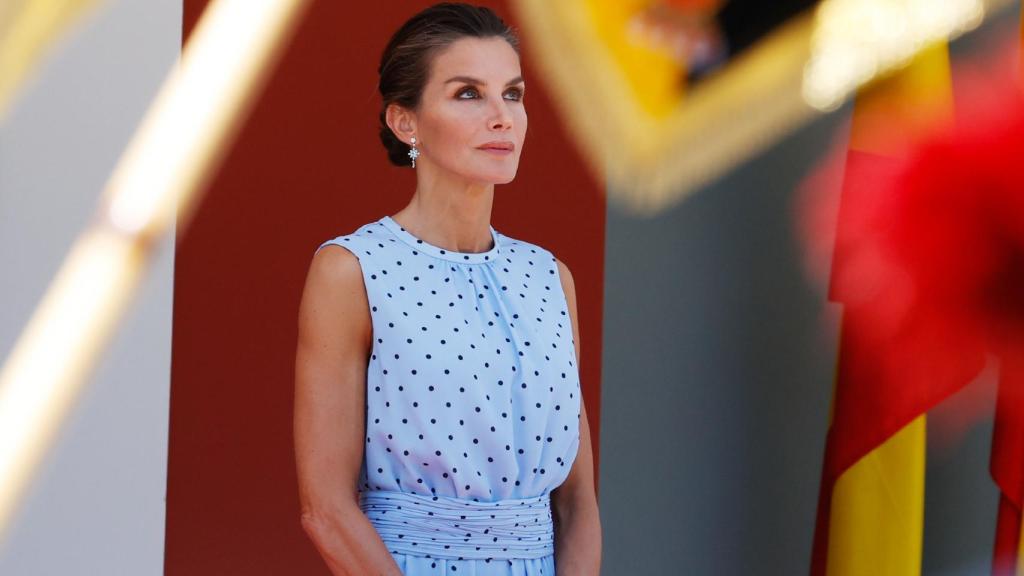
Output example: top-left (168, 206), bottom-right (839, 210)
top-left (316, 215), bottom-right (581, 575)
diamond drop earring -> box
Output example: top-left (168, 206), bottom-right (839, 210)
top-left (408, 137), bottom-right (420, 168)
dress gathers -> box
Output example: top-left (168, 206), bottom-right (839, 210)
top-left (315, 215), bottom-right (581, 575)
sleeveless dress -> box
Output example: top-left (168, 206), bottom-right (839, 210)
top-left (316, 215), bottom-right (582, 575)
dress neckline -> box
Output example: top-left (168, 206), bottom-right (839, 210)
top-left (379, 215), bottom-right (500, 265)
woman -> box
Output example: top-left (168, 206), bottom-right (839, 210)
top-left (293, 4), bottom-right (601, 574)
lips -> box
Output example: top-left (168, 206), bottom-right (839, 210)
top-left (478, 141), bottom-right (515, 152)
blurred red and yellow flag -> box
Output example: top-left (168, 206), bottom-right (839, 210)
top-left (811, 43), bottom-right (957, 576)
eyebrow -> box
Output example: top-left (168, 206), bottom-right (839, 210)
top-left (444, 75), bottom-right (524, 87)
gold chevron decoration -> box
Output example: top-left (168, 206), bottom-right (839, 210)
top-left (510, 0), bottom-right (1015, 216)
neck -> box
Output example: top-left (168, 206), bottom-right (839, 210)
top-left (391, 162), bottom-right (496, 254)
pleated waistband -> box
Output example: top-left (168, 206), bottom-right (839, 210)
top-left (358, 489), bottom-right (554, 560)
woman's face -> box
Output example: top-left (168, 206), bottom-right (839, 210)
top-left (411, 36), bottom-right (527, 185)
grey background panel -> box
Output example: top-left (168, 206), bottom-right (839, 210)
top-left (0, 0), bottom-right (180, 574)
top-left (924, 369), bottom-right (1000, 576)
top-left (600, 108), bottom-right (841, 575)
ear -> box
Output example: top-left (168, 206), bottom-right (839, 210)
top-left (385, 103), bottom-right (418, 145)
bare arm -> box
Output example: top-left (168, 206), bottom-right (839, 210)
top-left (294, 245), bottom-right (403, 576)
top-left (550, 258), bottom-right (603, 576)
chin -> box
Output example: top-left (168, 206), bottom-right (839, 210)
top-left (493, 171), bottom-right (518, 185)
top-left (466, 168), bottom-right (519, 186)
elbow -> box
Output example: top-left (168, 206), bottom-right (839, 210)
top-left (301, 509), bottom-right (327, 542)
top-left (552, 489), bottom-right (599, 526)
top-left (299, 485), bottom-right (360, 534)
top-left (300, 506), bottom-right (344, 543)
top-left (299, 501), bottom-right (359, 541)
top-left (552, 480), bottom-right (598, 512)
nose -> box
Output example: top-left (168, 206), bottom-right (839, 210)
top-left (488, 96), bottom-right (513, 131)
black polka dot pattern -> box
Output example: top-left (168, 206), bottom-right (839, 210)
top-left (315, 216), bottom-right (581, 572)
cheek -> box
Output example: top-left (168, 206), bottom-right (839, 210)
top-left (515, 110), bottom-right (528, 145)
top-left (434, 111), bottom-right (481, 149)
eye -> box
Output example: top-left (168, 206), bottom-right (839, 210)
top-left (456, 87), bottom-right (479, 99)
top-left (504, 87), bottom-right (524, 101)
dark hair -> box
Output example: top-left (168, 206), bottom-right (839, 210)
top-left (377, 3), bottom-right (520, 167)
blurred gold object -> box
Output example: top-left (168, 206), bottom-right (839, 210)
top-left (586, 0), bottom-right (686, 119)
top-left (513, 0), bottom-right (815, 214)
top-left (0, 0), bottom-right (312, 542)
top-left (804, 0), bottom-right (986, 111)
top-left (0, 0), bottom-right (102, 120)
top-left (512, 0), bottom-right (1015, 215)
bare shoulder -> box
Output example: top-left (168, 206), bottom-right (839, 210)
top-left (553, 257), bottom-right (576, 299)
top-left (307, 244), bottom-right (363, 288)
top-left (302, 244), bottom-right (368, 310)
top-left (298, 244), bottom-right (370, 352)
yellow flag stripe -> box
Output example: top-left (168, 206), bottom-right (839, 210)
top-left (828, 417), bottom-right (926, 575)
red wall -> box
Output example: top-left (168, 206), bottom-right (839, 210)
top-left (166, 1), bottom-right (605, 573)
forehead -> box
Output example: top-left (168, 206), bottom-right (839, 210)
top-left (427, 37), bottom-right (521, 83)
